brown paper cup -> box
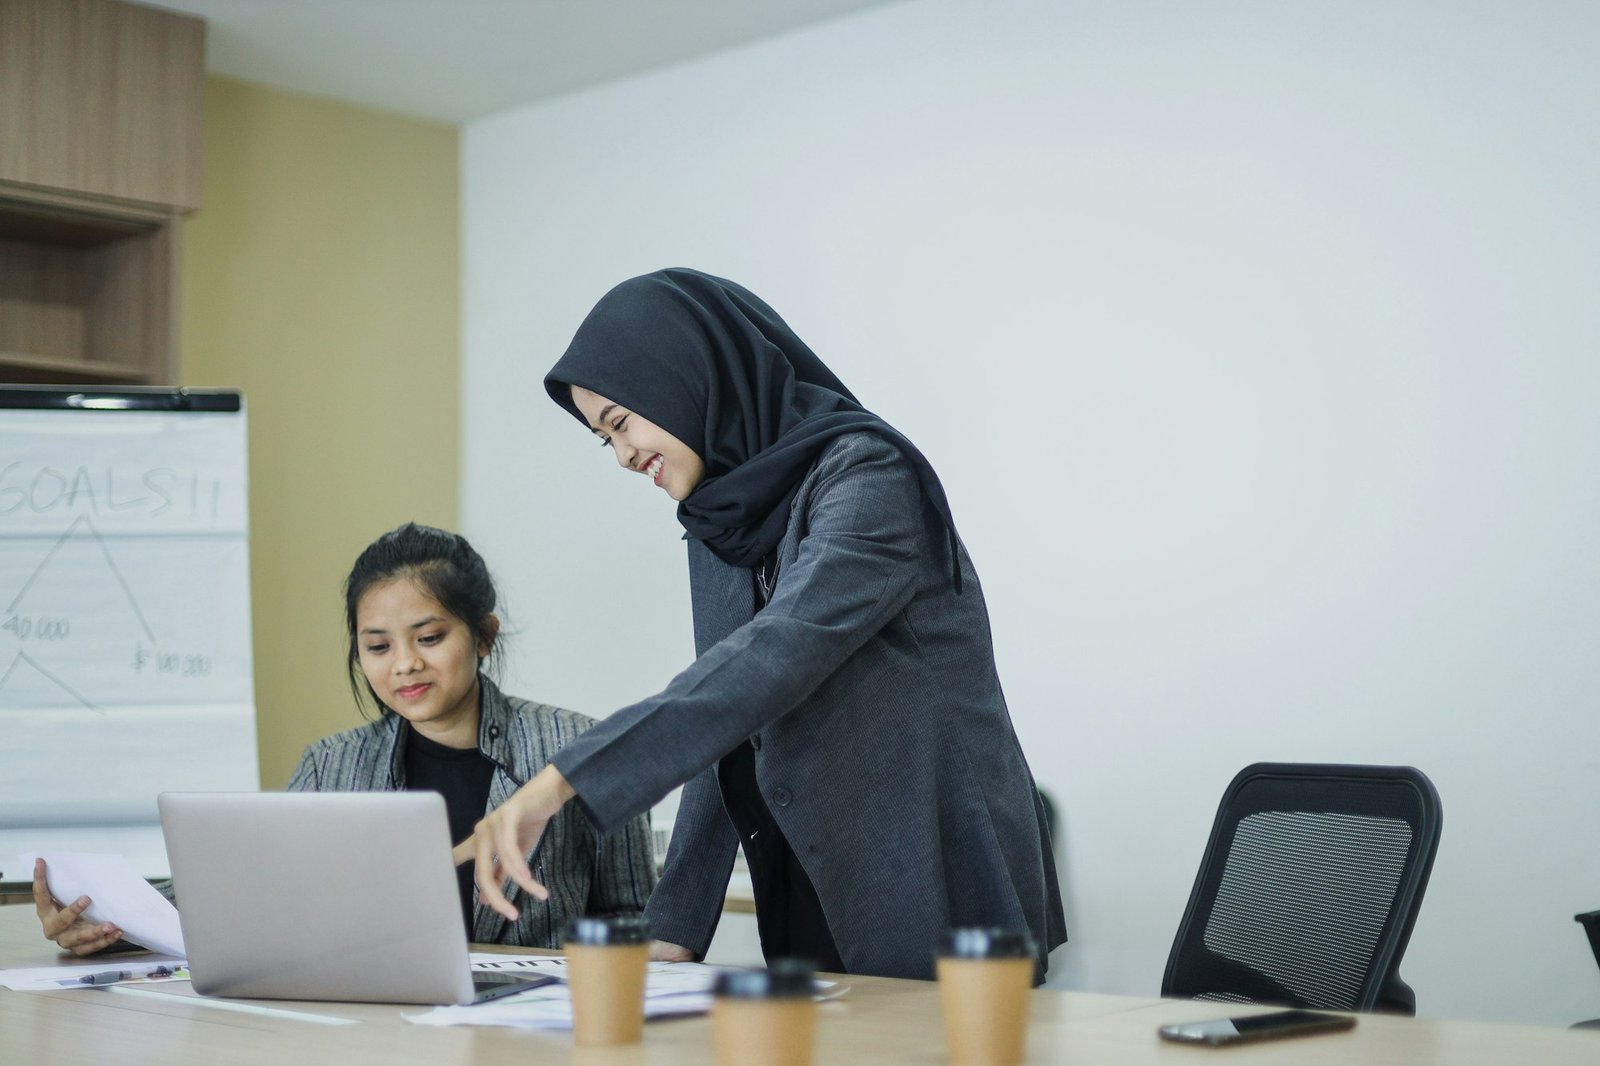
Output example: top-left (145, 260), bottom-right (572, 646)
top-left (565, 942), bottom-right (649, 1045)
top-left (712, 997), bottom-right (817, 1066)
top-left (937, 956), bottom-right (1033, 1066)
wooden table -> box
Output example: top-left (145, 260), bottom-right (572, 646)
top-left (2, 904), bottom-right (1595, 1064)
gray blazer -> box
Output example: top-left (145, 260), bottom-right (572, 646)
top-left (287, 677), bottom-right (657, 947)
top-left (553, 431), bottom-right (1066, 979)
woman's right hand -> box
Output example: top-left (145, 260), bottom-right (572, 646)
top-left (33, 858), bottom-right (122, 956)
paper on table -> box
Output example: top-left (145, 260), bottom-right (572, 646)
top-left (0, 959), bottom-right (190, 992)
top-left (24, 851), bottom-right (185, 957)
top-left (465, 954), bottom-right (841, 998)
top-left (408, 959), bottom-right (720, 1029)
top-left (409, 958), bottom-right (842, 1030)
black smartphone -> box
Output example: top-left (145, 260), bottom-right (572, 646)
top-left (1158, 1009), bottom-right (1356, 1046)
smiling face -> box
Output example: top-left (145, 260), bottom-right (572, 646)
top-left (354, 576), bottom-right (493, 749)
top-left (571, 385), bottom-right (706, 501)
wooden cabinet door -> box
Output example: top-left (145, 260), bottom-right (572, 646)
top-left (0, 0), bottom-right (205, 211)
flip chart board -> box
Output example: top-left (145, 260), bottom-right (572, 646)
top-left (0, 387), bottom-right (258, 875)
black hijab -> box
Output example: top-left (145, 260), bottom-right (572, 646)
top-left (544, 268), bottom-right (962, 588)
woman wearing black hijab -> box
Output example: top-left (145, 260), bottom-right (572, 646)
top-left (460, 269), bottom-right (1066, 981)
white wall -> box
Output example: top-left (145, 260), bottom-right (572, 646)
top-left (462, 0), bottom-right (1600, 1025)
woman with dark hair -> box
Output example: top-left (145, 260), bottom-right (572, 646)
top-left (35, 522), bottom-right (656, 954)
top-left (461, 269), bottom-right (1065, 981)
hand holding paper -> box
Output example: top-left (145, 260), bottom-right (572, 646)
top-left (32, 858), bottom-right (122, 956)
top-left (25, 852), bottom-right (185, 958)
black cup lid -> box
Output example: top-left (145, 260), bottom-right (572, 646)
top-left (564, 915), bottom-right (651, 946)
top-left (712, 958), bottom-right (815, 999)
top-left (939, 927), bottom-right (1036, 960)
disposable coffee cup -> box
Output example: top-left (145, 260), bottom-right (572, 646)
top-left (936, 928), bottom-right (1036, 1066)
top-left (711, 959), bottom-right (817, 1066)
top-left (563, 915), bottom-right (651, 1045)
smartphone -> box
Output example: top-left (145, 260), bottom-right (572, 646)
top-left (1158, 1009), bottom-right (1356, 1046)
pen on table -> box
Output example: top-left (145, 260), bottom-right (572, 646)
top-left (73, 966), bottom-right (177, 986)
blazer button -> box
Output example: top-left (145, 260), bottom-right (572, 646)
top-left (772, 787), bottom-right (792, 807)
top-left (750, 733), bottom-right (762, 751)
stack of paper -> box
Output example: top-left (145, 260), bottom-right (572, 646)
top-left (409, 956), bottom-right (718, 1029)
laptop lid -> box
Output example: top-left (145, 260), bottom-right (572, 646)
top-left (158, 791), bottom-right (479, 1005)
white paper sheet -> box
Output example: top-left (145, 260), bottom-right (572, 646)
top-left (407, 957), bottom-right (720, 1029)
top-left (407, 957), bottom-right (842, 1030)
top-left (24, 850), bottom-right (185, 957)
top-left (0, 959), bottom-right (190, 992)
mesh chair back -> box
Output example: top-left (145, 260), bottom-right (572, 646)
top-left (1162, 763), bottom-right (1442, 1014)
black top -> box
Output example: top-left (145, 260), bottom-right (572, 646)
top-left (717, 737), bottom-right (844, 973)
top-left (403, 727), bottom-right (496, 936)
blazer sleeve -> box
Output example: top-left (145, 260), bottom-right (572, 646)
top-left (553, 436), bottom-right (927, 833)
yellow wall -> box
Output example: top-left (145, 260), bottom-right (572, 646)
top-left (180, 77), bottom-right (459, 788)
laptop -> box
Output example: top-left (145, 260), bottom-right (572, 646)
top-left (157, 791), bottom-right (552, 1005)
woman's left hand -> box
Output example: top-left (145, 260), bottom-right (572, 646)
top-left (452, 763), bottom-right (576, 921)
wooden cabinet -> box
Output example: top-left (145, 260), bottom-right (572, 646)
top-left (0, 0), bottom-right (204, 385)
top-left (0, 186), bottom-right (178, 383)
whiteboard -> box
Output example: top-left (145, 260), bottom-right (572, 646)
top-left (0, 388), bottom-right (258, 877)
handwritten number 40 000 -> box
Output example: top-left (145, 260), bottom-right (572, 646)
top-left (3, 615), bottom-right (70, 640)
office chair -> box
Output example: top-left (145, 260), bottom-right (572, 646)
top-left (1162, 763), bottom-right (1442, 1015)
top-left (1575, 910), bottom-right (1600, 1030)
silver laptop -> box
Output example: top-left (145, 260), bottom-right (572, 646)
top-left (158, 791), bottom-right (548, 1005)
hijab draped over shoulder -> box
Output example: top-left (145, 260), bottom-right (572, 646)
top-left (544, 268), bottom-right (961, 587)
